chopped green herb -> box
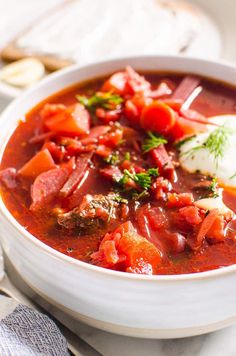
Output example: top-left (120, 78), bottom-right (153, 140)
top-left (104, 152), bottom-right (120, 165)
top-left (76, 92), bottom-right (123, 111)
top-left (204, 125), bottom-right (232, 164)
top-left (175, 135), bottom-right (196, 149)
top-left (209, 177), bottom-right (219, 198)
top-left (147, 168), bottom-right (159, 177)
top-left (142, 131), bottom-right (167, 154)
top-left (123, 152), bottom-right (131, 161)
top-left (132, 190), bottom-right (150, 200)
top-left (182, 124), bottom-right (232, 167)
top-left (119, 168), bottom-right (159, 190)
top-left (112, 194), bottom-right (128, 204)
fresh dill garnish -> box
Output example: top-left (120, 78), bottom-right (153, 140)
top-left (175, 135), bottom-right (196, 149)
top-left (104, 152), bottom-right (120, 165)
top-left (112, 194), bottom-right (128, 204)
top-left (119, 168), bottom-right (159, 190)
top-left (142, 131), bottom-right (167, 154)
top-left (147, 168), bottom-right (159, 177)
top-left (132, 190), bottom-right (150, 200)
top-left (208, 177), bottom-right (219, 198)
top-left (76, 92), bottom-right (123, 111)
top-left (123, 152), bottom-right (131, 161)
top-left (182, 124), bottom-right (232, 167)
top-left (204, 124), bottom-right (232, 164)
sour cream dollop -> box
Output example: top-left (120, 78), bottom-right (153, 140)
top-left (179, 115), bottom-right (236, 188)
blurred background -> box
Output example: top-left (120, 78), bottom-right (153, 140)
top-left (0, 0), bottom-right (235, 104)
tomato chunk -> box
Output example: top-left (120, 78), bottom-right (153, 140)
top-left (101, 66), bottom-right (151, 96)
top-left (91, 221), bottom-right (162, 275)
top-left (18, 149), bottom-right (56, 179)
top-left (125, 94), bottom-right (152, 126)
top-left (101, 72), bottom-right (128, 95)
top-left (151, 145), bottom-right (175, 180)
top-left (167, 192), bottom-right (194, 208)
top-left (179, 206), bottom-right (202, 225)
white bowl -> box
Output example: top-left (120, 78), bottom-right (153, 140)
top-left (0, 55), bottom-right (236, 339)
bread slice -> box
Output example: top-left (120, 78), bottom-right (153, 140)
top-left (0, 0), bottom-right (221, 72)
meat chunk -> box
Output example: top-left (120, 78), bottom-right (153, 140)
top-left (58, 193), bottom-right (123, 231)
top-left (0, 168), bottom-right (17, 189)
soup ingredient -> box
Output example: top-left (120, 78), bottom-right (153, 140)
top-left (58, 193), bottom-right (123, 231)
top-left (30, 166), bottom-right (72, 210)
top-left (59, 154), bottom-right (92, 198)
top-left (140, 101), bottom-right (176, 134)
top-left (0, 168), bottom-right (17, 189)
top-left (171, 75), bottom-right (200, 103)
top-left (179, 115), bottom-right (236, 188)
top-left (142, 131), bottom-right (167, 153)
top-left (91, 221), bottom-right (162, 274)
top-left (18, 149), bottom-right (56, 179)
top-left (195, 209), bottom-right (219, 246)
top-left (118, 168), bottom-right (159, 191)
top-left (194, 197), bottom-right (234, 220)
top-left (42, 103), bottom-right (90, 136)
top-left (77, 92), bottom-right (123, 111)
top-left (150, 145), bottom-right (175, 179)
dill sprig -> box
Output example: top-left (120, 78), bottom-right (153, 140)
top-left (112, 194), bottom-right (128, 204)
top-left (142, 131), bottom-right (167, 154)
top-left (104, 152), bottom-right (120, 165)
top-left (123, 152), bottom-right (131, 161)
top-left (119, 168), bottom-right (159, 190)
top-left (204, 124), bottom-right (232, 164)
top-left (76, 91), bottom-right (123, 111)
top-left (182, 124), bottom-right (232, 167)
top-left (208, 177), bottom-right (219, 198)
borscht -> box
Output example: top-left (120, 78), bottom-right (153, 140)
top-left (1, 66), bottom-right (236, 275)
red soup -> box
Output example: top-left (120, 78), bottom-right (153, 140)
top-left (1, 66), bottom-right (236, 275)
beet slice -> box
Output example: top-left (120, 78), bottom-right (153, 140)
top-left (30, 167), bottom-right (70, 210)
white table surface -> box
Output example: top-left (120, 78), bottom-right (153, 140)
top-left (0, 1), bottom-right (236, 355)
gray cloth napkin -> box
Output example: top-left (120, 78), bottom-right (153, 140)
top-left (0, 295), bottom-right (69, 355)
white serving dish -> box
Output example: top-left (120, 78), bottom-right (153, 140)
top-left (0, 55), bottom-right (236, 339)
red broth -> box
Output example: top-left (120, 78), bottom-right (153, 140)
top-left (1, 69), bottom-right (236, 275)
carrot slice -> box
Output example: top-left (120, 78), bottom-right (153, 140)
top-left (140, 101), bottom-right (176, 135)
top-left (18, 149), bottom-right (56, 179)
